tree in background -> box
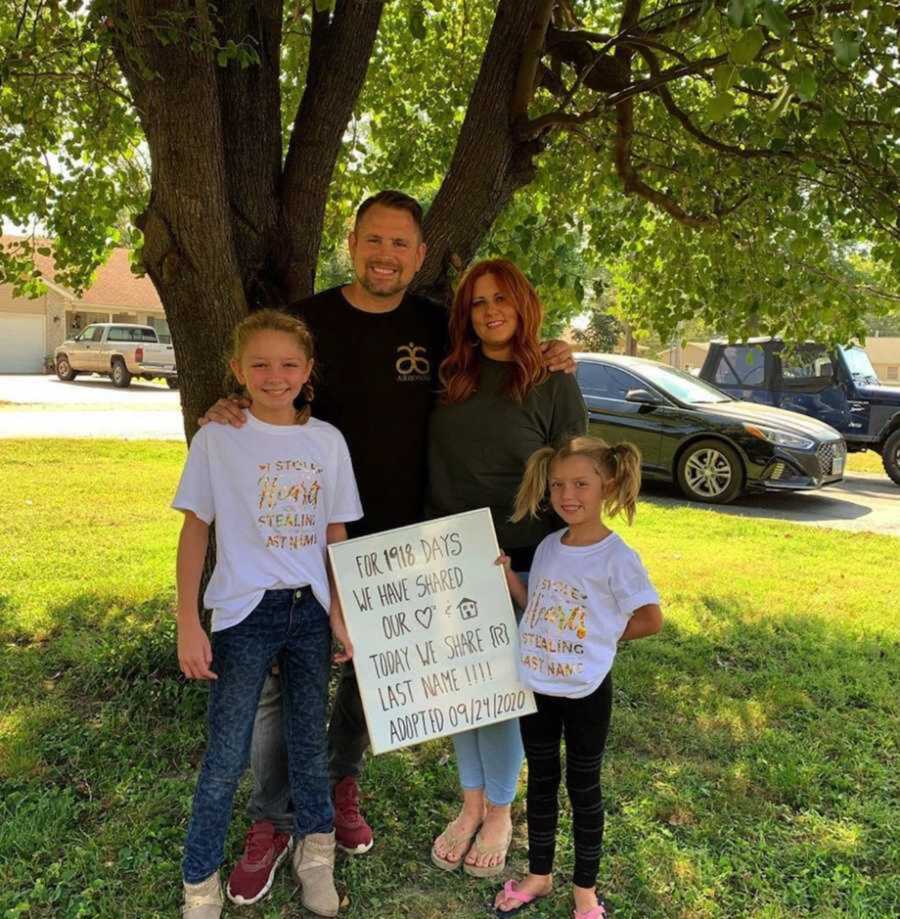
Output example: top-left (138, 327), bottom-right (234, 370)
top-left (2, 0), bottom-right (898, 436)
top-left (572, 308), bottom-right (623, 352)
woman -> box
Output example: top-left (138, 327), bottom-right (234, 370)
top-left (428, 258), bottom-right (587, 877)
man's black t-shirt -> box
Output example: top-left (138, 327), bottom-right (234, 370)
top-left (289, 286), bottom-right (449, 538)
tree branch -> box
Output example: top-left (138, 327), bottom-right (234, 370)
top-left (637, 46), bottom-right (792, 160)
top-left (613, 96), bottom-right (717, 227)
top-left (511, 0), bottom-right (555, 118)
top-left (417, 0), bottom-right (552, 300)
top-left (280, 0), bottom-right (385, 301)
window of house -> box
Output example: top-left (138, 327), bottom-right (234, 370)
top-left (888, 366), bottom-right (898, 380)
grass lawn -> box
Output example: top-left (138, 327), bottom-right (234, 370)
top-left (845, 450), bottom-right (888, 476)
top-left (1, 439), bottom-right (898, 918)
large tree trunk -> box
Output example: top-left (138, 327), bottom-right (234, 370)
top-left (112, 1), bottom-right (384, 438)
top-left (114, 1), bottom-right (248, 441)
top-left (415, 0), bottom-right (553, 303)
top-left (279, 0), bottom-right (386, 303)
top-left (214, 0), bottom-right (284, 309)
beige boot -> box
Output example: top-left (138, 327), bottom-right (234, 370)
top-left (182, 871), bottom-right (223, 919)
top-left (293, 831), bottom-right (339, 917)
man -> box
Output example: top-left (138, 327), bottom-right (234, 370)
top-left (200, 191), bottom-right (573, 906)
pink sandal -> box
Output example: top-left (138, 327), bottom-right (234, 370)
top-left (574, 903), bottom-right (608, 918)
top-left (495, 879), bottom-right (546, 917)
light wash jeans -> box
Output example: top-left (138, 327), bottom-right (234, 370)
top-left (451, 572), bottom-right (529, 805)
top-left (182, 588), bottom-right (332, 883)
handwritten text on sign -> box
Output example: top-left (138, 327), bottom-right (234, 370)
top-left (328, 508), bottom-right (536, 754)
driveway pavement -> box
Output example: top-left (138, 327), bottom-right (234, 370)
top-left (0, 373), bottom-right (184, 440)
top-left (641, 474), bottom-right (900, 538)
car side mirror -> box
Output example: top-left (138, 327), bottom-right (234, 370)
top-left (625, 388), bottom-right (663, 406)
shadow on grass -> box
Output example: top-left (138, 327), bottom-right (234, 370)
top-left (1, 591), bottom-right (898, 917)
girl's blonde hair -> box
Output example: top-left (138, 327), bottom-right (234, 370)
top-left (512, 435), bottom-right (642, 525)
top-left (225, 308), bottom-right (316, 425)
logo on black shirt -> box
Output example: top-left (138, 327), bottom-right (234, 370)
top-left (395, 343), bottom-right (431, 382)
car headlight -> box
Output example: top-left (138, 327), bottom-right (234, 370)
top-left (743, 423), bottom-right (815, 450)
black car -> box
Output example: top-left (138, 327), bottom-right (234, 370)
top-left (699, 339), bottom-right (900, 485)
top-left (575, 353), bottom-right (847, 504)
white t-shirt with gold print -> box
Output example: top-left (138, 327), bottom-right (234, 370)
top-left (173, 412), bottom-right (362, 631)
top-left (518, 529), bottom-right (659, 698)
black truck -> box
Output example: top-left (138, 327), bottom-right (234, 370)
top-left (699, 339), bottom-right (900, 485)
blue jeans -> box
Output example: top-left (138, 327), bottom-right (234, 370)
top-left (182, 588), bottom-right (333, 883)
top-left (452, 572), bottom-right (529, 806)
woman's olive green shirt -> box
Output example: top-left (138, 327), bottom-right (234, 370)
top-left (426, 356), bottom-right (588, 565)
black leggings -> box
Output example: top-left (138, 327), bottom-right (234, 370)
top-left (519, 674), bottom-right (613, 889)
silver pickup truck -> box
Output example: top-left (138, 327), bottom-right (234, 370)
top-left (55, 323), bottom-right (178, 388)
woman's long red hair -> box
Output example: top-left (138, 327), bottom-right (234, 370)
top-left (440, 259), bottom-right (547, 404)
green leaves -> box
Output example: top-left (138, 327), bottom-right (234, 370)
top-left (728, 0), bottom-right (760, 29)
top-left (707, 92), bottom-right (736, 122)
top-left (760, 0), bottom-right (792, 38)
top-left (730, 28), bottom-right (765, 65)
top-left (714, 64), bottom-right (739, 92)
top-left (408, 6), bottom-right (427, 41)
top-left (832, 28), bottom-right (861, 69)
top-left (788, 64), bottom-right (817, 102)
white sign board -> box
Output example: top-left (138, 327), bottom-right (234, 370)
top-left (328, 508), bottom-right (536, 754)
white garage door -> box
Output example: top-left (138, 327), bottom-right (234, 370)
top-left (0, 313), bottom-right (46, 373)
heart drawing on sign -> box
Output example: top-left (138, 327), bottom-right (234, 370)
top-left (414, 606), bottom-right (433, 629)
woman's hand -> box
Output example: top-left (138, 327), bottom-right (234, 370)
top-left (330, 604), bottom-right (354, 663)
top-left (197, 395), bottom-right (250, 428)
top-left (177, 617), bottom-right (217, 680)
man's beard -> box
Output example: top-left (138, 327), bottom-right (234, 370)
top-left (358, 263), bottom-right (407, 297)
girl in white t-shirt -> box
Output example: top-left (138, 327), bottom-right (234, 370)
top-left (493, 435), bottom-right (663, 919)
top-left (174, 310), bottom-right (362, 919)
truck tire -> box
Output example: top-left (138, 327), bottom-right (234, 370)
top-left (111, 358), bottom-right (132, 388)
top-left (882, 429), bottom-right (900, 486)
top-left (676, 439), bottom-right (745, 504)
top-left (166, 377), bottom-right (179, 390)
top-left (55, 355), bottom-right (77, 381)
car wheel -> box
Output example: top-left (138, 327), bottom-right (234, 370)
top-left (166, 377), bottom-right (179, 390)
top-left (882, 429), bottom-right (900, 486)
top-left (56, 356), bottom-right (77, 381)
top-left (676, 439), bottom-right (745, 504)
top-left (111, 359), bottom-right (132, 388)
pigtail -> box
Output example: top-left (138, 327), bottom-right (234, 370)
top-left (602, 442), bottom-right (642, 524)
top-left (511, 446), bottom-right (556, 521)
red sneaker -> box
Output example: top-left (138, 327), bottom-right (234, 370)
top-left (226, 820), bottom-right (292, 905)
top-left (333, 776), bottom-right (374, 854)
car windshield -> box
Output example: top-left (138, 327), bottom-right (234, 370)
top-left (638, 363), bottom-right (732, 404)
top-left (840, 346), bottom-right (879, 384)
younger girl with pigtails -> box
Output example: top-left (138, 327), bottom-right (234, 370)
top-left (494, 436), bottom-right (663, 919)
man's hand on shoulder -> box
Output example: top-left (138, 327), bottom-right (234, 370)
top-left (197, 395), bottom-right (251, 428)
top-left (540, 339), bottom-right (576, 374)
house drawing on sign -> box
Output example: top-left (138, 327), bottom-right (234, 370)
top-left (457, 598), bottom-right (479, 621)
